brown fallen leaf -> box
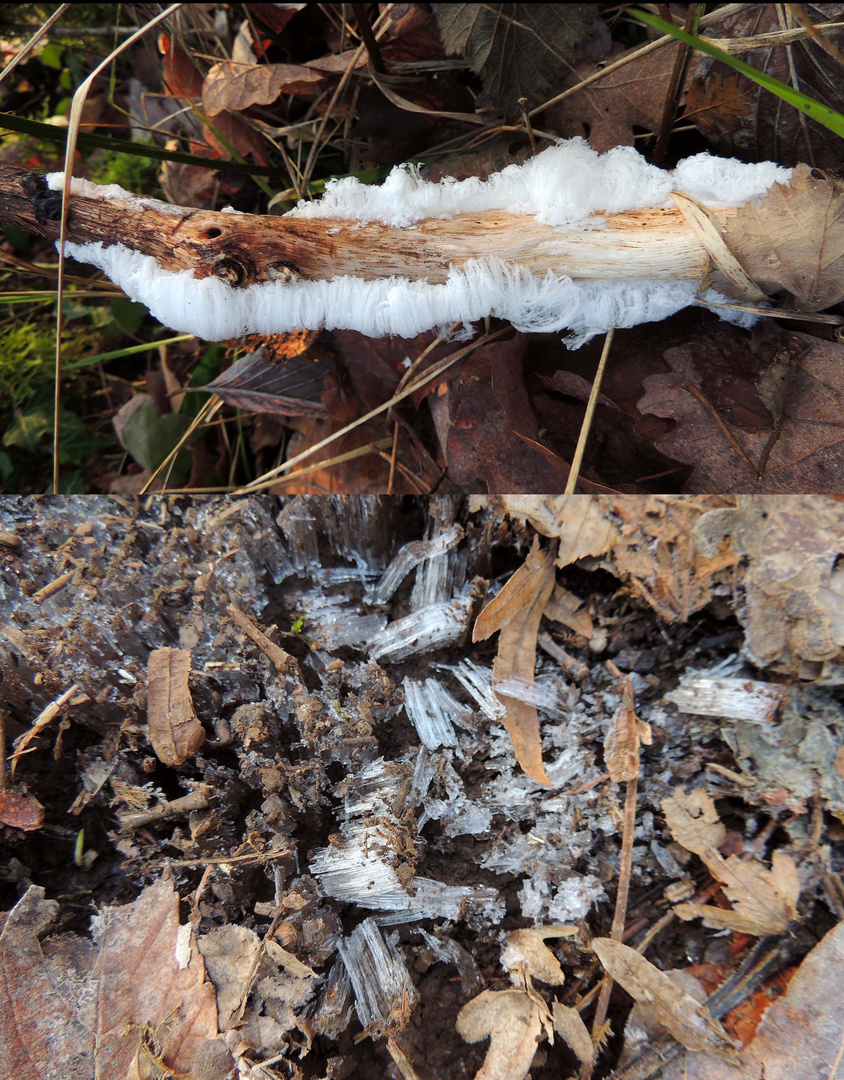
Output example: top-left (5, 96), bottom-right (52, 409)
top-left (473, 537), bottom-right (557, 785)
top-left (203, 61), bottom-right (327, 115)
top-left (638, 331), bottom-right (844, 493)
top-left (552, 1002), bottom-right (595, 1066)
top-left (147, 647), bottom-right (205, 767)
top-left (603, 678), bottom-right (652, 784)
top-left (547, 41), bottom-right (682, 151)
top-left (656, 921), bottom-right (844, 1080)
top-left (684, 5), bottom-right (844, 171)
top-left (497, 496), bottom-right (619, 568)
top-left (543, 583), bottom-right (593, 638)
top-left (0, 787), bottom-right (44, 830)
top-left (591, 938), bottom-right (734, 1055)
top-left (663, 788), bottom-right (799, 936)
top-left (500, 925), bottom-right (577, 988)
top-left (456, 988), bottom-right (551, 1080)
top-left (0, 879), bottom-right (219, 1080)
top-left (694, 495), bottom-right (844, 672)
top-left (719, 166), bottom-right (844, 311)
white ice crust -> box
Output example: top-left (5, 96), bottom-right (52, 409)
top-left (49, 139), bottom-right (792, 345)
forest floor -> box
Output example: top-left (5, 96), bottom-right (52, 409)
top-left (1, 494), bottom-right (843, 1080)
top-left (1, 4), bottom-right (842, 494)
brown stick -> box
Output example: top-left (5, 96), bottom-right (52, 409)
top-left (0, 164), bottom-right (723, 291)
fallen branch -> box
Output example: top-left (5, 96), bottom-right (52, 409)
top-left (1, 140), bottom-right (838, 343)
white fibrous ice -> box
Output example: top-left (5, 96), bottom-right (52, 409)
top-left (367, 524), bottom-right (464, 605)
top-left (302, 594), bottom-right (387, 650)
top-left (285, 140), bottom-right (792, 228)
top-left (403, 677), bottom-right (462, 750)
top-left (337, 920), bottom-right (417, 1035)
top-left (47, 140), bottom-right (793, 345)
top-left (369, 596), bottom-right (473, 662)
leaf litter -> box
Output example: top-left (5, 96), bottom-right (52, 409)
top-left (2, 495), bottom-right (844, 1079)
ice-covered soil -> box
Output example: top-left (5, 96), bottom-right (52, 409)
top-left (0, 495), bottom-right (823, 1078)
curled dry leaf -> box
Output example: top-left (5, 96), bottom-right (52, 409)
top-left (663, 788), bottom-right (799, 936)
top-left (203, 61), bottom-right (327, 116)
top-left (552, 1002), bottom-right (595, 1066)
top-left (147, 647), bottom-right (205, 767)
top-left (496, 496), bottom-right (619, 569)
top-left (473, 537), bottom-right (557, 785)
top-left (719, 166), bottom-right (844, 311)
top-left (603, 677), bottom-right (652, 784)
top-left (543, 583), bottom-right (593, 638)
top-left (456, 987), bottom-right (552, 1080)
top-left (662, 788), bottom-right (725, 854)
top-left (500, 925), bottom-right (577, 987)
top-left (591, 938), bottom-right (733, 1055)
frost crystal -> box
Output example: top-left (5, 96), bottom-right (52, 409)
top-left (402, 678), bottom-right (461, 749)
top-left (369, 597), bottom-right (473, 662)
top-left (337, 919), bottom-right (416, 1035)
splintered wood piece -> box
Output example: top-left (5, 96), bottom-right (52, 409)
top-left (0, 163), bottom-right (720, 290)
top-left (147, 648), bottom-right (205, 766)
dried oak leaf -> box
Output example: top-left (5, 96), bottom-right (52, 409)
top-left (456, 987), bottom-right (552, 1080)
top-left (0, 879), bottom-right (219, 1080)
top-left (147, 647), bottom-right (205, 766)
top-left (719, 165), bottom-right (844, 310)
top-left (591, 938), bottom-right (733, 1055)
top-left (203, 61), bottom-right (327, 115)
top-left (663, 788), bottom-right (799, 936)
top-left (435, 3), bottom-right (599, 121)
top-left (638, 332), bottom-right (844, 493)
top-left (473, 537), bottom-right (557, 785)
top-left (694, 495), bottom-right (844, 669)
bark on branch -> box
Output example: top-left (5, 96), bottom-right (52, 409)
top-left (0, 163), bottom-right (724, 289)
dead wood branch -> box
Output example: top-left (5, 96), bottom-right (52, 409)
top-left (0, 163), bottom-right (723, 289)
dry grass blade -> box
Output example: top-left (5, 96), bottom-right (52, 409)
top-left (300, 5), bottom-right (393, 193)
top-left (54, 3), bottom-right (184, 492)
top-left (236, 327), bottom-right (510, 493)
top-left (565, 328), bottom-right (614, 494)
top-left (0, 5), bottom-right (71, 86)
top-left (139, 395), bottom-right (223, 494)
top-left (367, 63), bottom-right (485, 125)
top-left (671, 191), bottom-right (770, 301)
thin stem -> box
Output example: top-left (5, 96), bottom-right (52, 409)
top-left (352, 3), bottom-right (387, 73)
top-left (565, 328), bottom-right (614, 494)
top-left (653, 4), bottom-right (702, 166)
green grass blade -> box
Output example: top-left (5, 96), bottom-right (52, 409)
top-left (61, 334), bottom-right (194, 370)
top-left (630, 8), bottom-right (844, 139)
top-left (0, 111), bottom-right (286, 177)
